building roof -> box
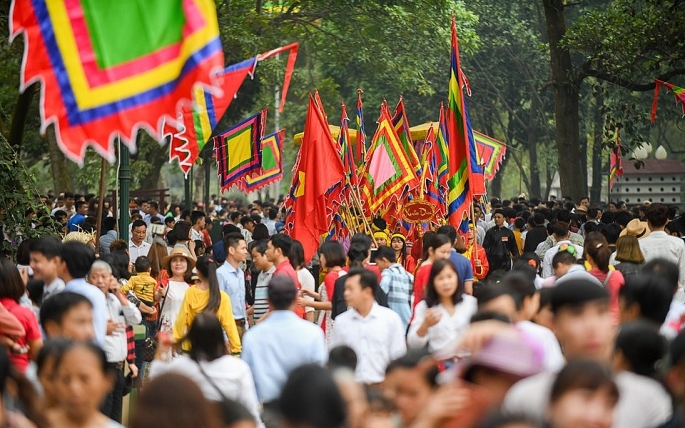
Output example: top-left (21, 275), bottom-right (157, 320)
top-left (621, 158), bottom-right (685, 175)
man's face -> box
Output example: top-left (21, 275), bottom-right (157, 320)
top-left (251, 248), bottom-right (270, 271)
top-left (196, 216), bottom-right (206, 229)
top-left (474, 208), bottom-right (483, 219)
top-left (132, 225), bottom-right (146, 244)
top-left (77, 204), bottom-right (88, 215)
top-left (553, 301), bottom-right (616, 361)
top-left (494, 213), bottom-right (505, 227)
top-left (65, 197), bottom-right (75, 208)
top-left (46, 302), bottom-right (95, 341)
top-left (87, 268), bottom-right (110, 293)
top-left (265, 241), bottom-right (278, 263)
top-left (141, 202), bottom-right (150, 214)
top-left (343, 275), bottom-right (365, 310)
top-left (229, 239), bottom-right (248, 263)
top-left (245, 221), bottom-right (255, 233)
top-left (580, 198), bottom-right (590, 208)
top-left (30, 252), bottom-right (58, 282)
top-left (376, 258), bottom-right (392, 271)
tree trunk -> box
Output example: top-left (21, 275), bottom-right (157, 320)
top-left (590, 92), bottom-right (604, 203)
top-left (8, 83), bottom-right (37, 153)
top-left (542, 0), bottom-right (586, 201)
top-left (490, 154), bottom-right (509, 199)
top-left (46, 125), bottom-right (71, 194)
top-left (528, 95), bottom-right (542, 199)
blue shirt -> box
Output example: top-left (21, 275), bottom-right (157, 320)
top-left (67, 213), bottom-right (86, 231)
top-left (242, 311), bottom-right (327, 402)
top-left (64, 278), bottom-right (108, 347)
top-left (449, 249), bottom-right (474, 289)
top-left (216, 262), bottom-right (247, 322)
top-left (379, 264), bottom-right (413, 330)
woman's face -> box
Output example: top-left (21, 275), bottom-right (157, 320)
top-left (430, 243), bottom-right (452, 261)
top-left (433, 266), bottom-right (458, 299)
top-left (391, 238), bottom-right (404, 252)
top-left (171, 257), bottom-right (188, 277)
top-left (319, 253), bottom-right (327, 269)
top-left (38, 356), bottom-right (59, 407)
top-left (376, 237), bottom-right (387, 247)
top-left (548, 387), bottom-right (616, 428)
top-left (54, 347), bottom-right (113, 422)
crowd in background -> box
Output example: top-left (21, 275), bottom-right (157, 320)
top-left (0, 191), bottom-right (685, 428)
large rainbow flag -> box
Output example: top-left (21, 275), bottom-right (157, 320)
top-left (10, 0), bottom-right (224, 164)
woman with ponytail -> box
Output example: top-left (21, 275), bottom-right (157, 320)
top-left (173, 256), bottom-right (242, 355)
top-left (584, 232), bottom-right (624, 324)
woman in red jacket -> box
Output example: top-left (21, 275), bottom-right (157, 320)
top-left (390, 233), bottom-right (417, 275)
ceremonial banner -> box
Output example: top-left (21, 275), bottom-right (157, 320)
top-left (355, 89), bottom-right (367, 165)
top-left (392, 97), bottom-right (422, 176)
top-left (465, 99), bottom-right (486, 195)
top-left (243, 129), bottom-right (285, 192)
top-left (286, 94), bottom-right (346, 262)
top-left (166, 43), bottom-right (298, 175)
top-left (10, 0), bottom-right (224, 164)
top-left (422, 125), bottom-right (446, 221)
top-left (166, 58), bottom-right (257, 175)
top-left (652, 79), bottom-right (685, 122)
top-left (473, 131), bottom-right (506, 181)
top-left (360, 107), bottom-right (419, 214)
top-left (609, 129), bottom-right (623, 190)
top-left (446, 15), bottom-right (471, 228)
top-left (339, 102), bottom-right (358, 187)
top-left (215, 110), bottom-right (267, 192)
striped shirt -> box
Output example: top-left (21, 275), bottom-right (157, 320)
top-left (253, 266), bottom-right (275, 321)
top-left (379, 264), bottom-right (414, 330)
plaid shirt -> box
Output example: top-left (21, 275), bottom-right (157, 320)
top-left (380, 264), bottom-right (414, 330)
top-left (125, 325), bottom-right (136, 365)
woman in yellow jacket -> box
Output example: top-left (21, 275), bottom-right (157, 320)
top-left (173, 255), bottom-right (242, 355)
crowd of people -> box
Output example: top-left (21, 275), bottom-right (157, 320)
top-left (1, 192), bottom-right (685, 428)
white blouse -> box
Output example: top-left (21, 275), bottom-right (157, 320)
top-left (407, 295), bottom-right (478, 360)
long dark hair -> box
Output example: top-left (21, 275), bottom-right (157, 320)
top-left (196, 255), bottom-right (221, 313)
top-left (391, 234), bottom-right (408, 267)
top-left (186, 312), bottom-right (226, 362)
top-left (0, 258), bottom-right (28, 301)
top-left (172, 222), bottom-right (192, 243)
top-left (424, 259), bottom-right (463, 308)
top-left (106, 250), bottom-right (131, 281)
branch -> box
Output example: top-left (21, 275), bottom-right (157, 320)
top-left (580, 63), bottom-right (685, 92)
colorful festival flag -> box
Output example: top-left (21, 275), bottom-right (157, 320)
top-left (436, 103), bottom-right (450, 198)
top-left (214, 110), bottom-right (267, 192)
top-left (242, 129), bottom-right (285, 192)
top-left (165, 43), bottom-right (299, 175)
top-left (166, 58), bottom-right (257, 175)
top-left (339, 102), bottom-right (358, 187)
top-left (360, 106), bottom-right (419, 214)
top-left (609, 129), bottom-right (623, 190)
top-left (286, 94), bottom-right (346, 262)
top-left (473, 131), bottom-right (507, 181)
top-left (10, 0), bottom-right (224, 164)
top-left (446, 15), bottom-right (480, 227)
top-left (652, 79), bottom-right (685, 122)
top-left (392, 96), bottom-right (422, 177)
top-left (422, 125), bottom-right (446, 221)
top-left (355, 89), bottom-right (367, 165)
top-left (465, 99), bottom-right (486, 195)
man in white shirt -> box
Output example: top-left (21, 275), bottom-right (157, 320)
top-left (541, 221), bottom-right (584, 278)
top-left (129, 220), bottom-right (151, 263)
top-left (29, 236), bottom-right (65, 302)
top-left (639, 203), bottom-right (685, 294)
top-left (329, 268), bottom-right (407, 385)
top-left (88, 261), bottom-right (141, 423)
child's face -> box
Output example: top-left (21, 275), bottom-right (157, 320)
top-left (48, 302), bottom-right (95, 341)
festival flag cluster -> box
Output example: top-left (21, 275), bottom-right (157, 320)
top-left (609, 129), bottom-right (623, 190)
top-left (165, 43), bottom-right (298, 175)
top-left (10, 0), bottom-right (224, 164)
top-left (652, 79), bottom-right (685, 122)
